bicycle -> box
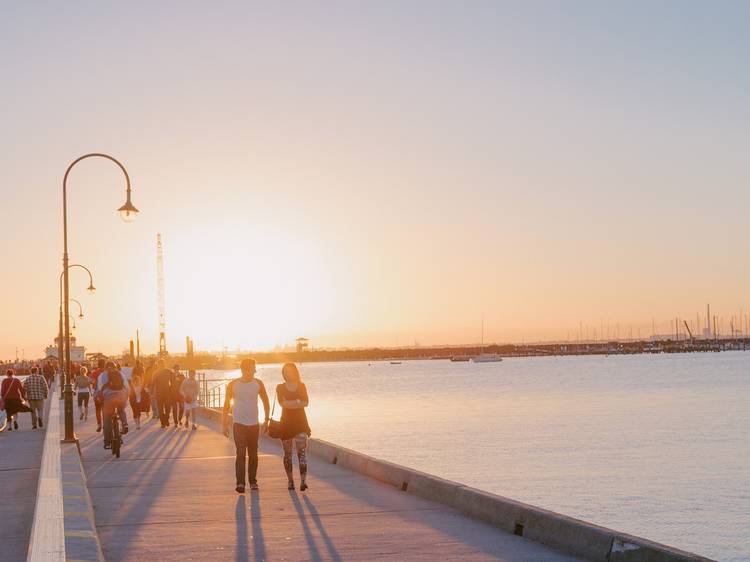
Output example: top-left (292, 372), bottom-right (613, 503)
top-left (110, 409), bottom-right (123, 458)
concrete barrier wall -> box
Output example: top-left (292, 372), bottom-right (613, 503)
top-left (198, 406), bottom-right (715, 562)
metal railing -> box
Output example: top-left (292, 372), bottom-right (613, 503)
top-left (197, 373), bottom-right (236, 409)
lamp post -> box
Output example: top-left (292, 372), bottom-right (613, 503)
top-left (58, 265), bottom-right (95, 386)
top-left (62, 153), bottom-right (138, 442)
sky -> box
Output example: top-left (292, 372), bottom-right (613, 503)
top-left (1, 1), bottom-right (749, 359)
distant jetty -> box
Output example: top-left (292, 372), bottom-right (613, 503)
top-left (147, 337), bottom-right (743, 369)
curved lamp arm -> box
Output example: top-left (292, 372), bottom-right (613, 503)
top-left (69, 298), bottom-right (84, 319)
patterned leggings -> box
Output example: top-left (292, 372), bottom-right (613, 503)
top-left (282, 433), bottom-right (308, 481)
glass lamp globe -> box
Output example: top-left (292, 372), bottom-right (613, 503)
top-left (118, 199), bottom-right (139, 223)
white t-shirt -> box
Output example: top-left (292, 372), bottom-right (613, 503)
top-left (231, 379), bottom-right (263, 426)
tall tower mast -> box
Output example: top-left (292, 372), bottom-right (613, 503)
top-left (157, 233), bottom-right (167, 356)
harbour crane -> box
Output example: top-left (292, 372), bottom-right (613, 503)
top-left (157, 233), bottom-right (167, 356)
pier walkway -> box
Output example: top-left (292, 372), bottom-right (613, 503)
top-left (76, 411), bottom-right (584, 562)
top-left (0, 414), bottom-right (46, 561)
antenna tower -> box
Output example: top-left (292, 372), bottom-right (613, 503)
top-left (157, 233), bottom-right (167, 356)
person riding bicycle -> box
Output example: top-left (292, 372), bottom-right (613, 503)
top-left (97, 361), bottom-right (129, 449)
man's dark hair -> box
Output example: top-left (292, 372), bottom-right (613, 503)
top-left (98, 359), bottom-right (106, 369)
top-left (240, 358), bottom-right (256, 374)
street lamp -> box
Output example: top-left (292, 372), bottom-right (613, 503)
top-left (61, 153), bottom-right (138, 442)
top-left (58, 264), bottom-right (95, 386)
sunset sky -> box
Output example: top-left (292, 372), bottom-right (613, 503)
top-left (2, 2), bottom-right (749, 359)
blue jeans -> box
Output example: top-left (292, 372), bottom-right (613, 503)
top-left (102, 391), bottom-right (128, 445)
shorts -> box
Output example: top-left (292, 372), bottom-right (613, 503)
top-left (184, 401), bottom-right (197, 412)
top-left (77, 392), bottom-right (90, 408)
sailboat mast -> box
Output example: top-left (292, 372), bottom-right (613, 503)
top-left (481, 314), bottom-right (484, 353)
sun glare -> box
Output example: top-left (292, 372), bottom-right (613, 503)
top-left (166, 221), bottom-right (335, 351)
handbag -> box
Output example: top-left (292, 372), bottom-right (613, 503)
top-left (267, 395), bottom-right (283, 439)
top-left (140, 389), bottom-right (151, 410)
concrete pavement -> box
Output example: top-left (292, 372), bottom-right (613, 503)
top-left (77, 412), bottom-right (585, 562)
top-left (0, 402), bottom-right (47, 561)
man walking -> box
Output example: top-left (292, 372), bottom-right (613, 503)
top-left (23, 366), bottom-right (49, 429)
top-left (153, 360), bottom-right (174, 428)
top-left (90, 358), bottom-right (107, 432)
top-left (222, 359), bottom-right (270, 493)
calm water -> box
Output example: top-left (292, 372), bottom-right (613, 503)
top-left (209, 352), bottom-right (749, 562)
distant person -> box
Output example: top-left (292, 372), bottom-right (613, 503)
top-left (222, 358), bottom-right (270, 493)
top-left (171, 365), bottom-right (185, 428)
top-left (153, 360), bottom-right (174, 428)
top-left (42, 361), bottom-right (55, 388)
top-left (24, 366), bottom-right (49, 430)
top-left (74, 366), bottom-right (92, 421)
top-left (143, 359), bottom-right (159, 419)
top-left (276, 363), bottom-right (311, 491)
top-left (1, 368), bottom-right (31, 431)
top-left (90, 358), bottom-right (107, 432)
top-left (181, 370), bottom-right (200, 430)
top-left (129, 368), bottom-right (145, 430)
top-left (97, 361), bottom-right (129, 449)
top-left (120, 361), bottom-right (133, 385)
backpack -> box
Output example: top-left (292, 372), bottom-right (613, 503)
top-left (105, 370), bottom-right (124, 391)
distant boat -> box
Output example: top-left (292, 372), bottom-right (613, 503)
top-left (450, 356), bottom-right (470, 362)
top-left (390, 361), bottom-right (402, 365)
top-left (471, 353), bottom-right (503, 363)
top-left (472, 315), bottom-right (503, 363)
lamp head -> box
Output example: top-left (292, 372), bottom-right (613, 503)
top-left (87, 283), bottom-right (96, 294)
top-left (79, 312), bottom-right (84, 319)
top-left (118, 194), bottom-right (139, 223)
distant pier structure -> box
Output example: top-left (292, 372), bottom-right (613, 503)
top-left (296, 337), bottom-right (309, 353)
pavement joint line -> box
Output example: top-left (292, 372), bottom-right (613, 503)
top-left (64, 511), bottom-right (90, 517)
top-left (94, 506), bottom-right (449, 528)
top-left (63, 495), bottom-right (87, 500)
top-left (80, 454), bottom-right (263, 463)
top-left (64, 530), bottom-right (96, 538)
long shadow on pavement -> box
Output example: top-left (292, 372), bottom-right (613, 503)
top-left (249, 490), bottom-right (267, 561)
top-left (303, 495), bottom-right (343, 562)
top-left (288, 490), bottom-right (324, 562)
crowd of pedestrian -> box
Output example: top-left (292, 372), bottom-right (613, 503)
top-left (1, 355), bottom-right (314, 495)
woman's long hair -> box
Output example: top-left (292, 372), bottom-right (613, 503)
top-left (281, 363), bottom-right (301, 384)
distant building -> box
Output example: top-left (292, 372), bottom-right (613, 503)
top-left (45, 335), bottom-right (86, 363)
top-left (296, 337), bottom-right (309, 353)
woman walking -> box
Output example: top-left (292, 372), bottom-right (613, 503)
top-left (171, 366), bottom-right (185, 428)
top-left (129, 368), bottom-right (145, 429)
top-left (276, 363), bottom-right (311, 491)
top-left (1, 368), bottom-right (31, 431)
top-left (75, 366), bottom-right (92, 421)
top-left (180, 370), bottom-right (200, 429)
